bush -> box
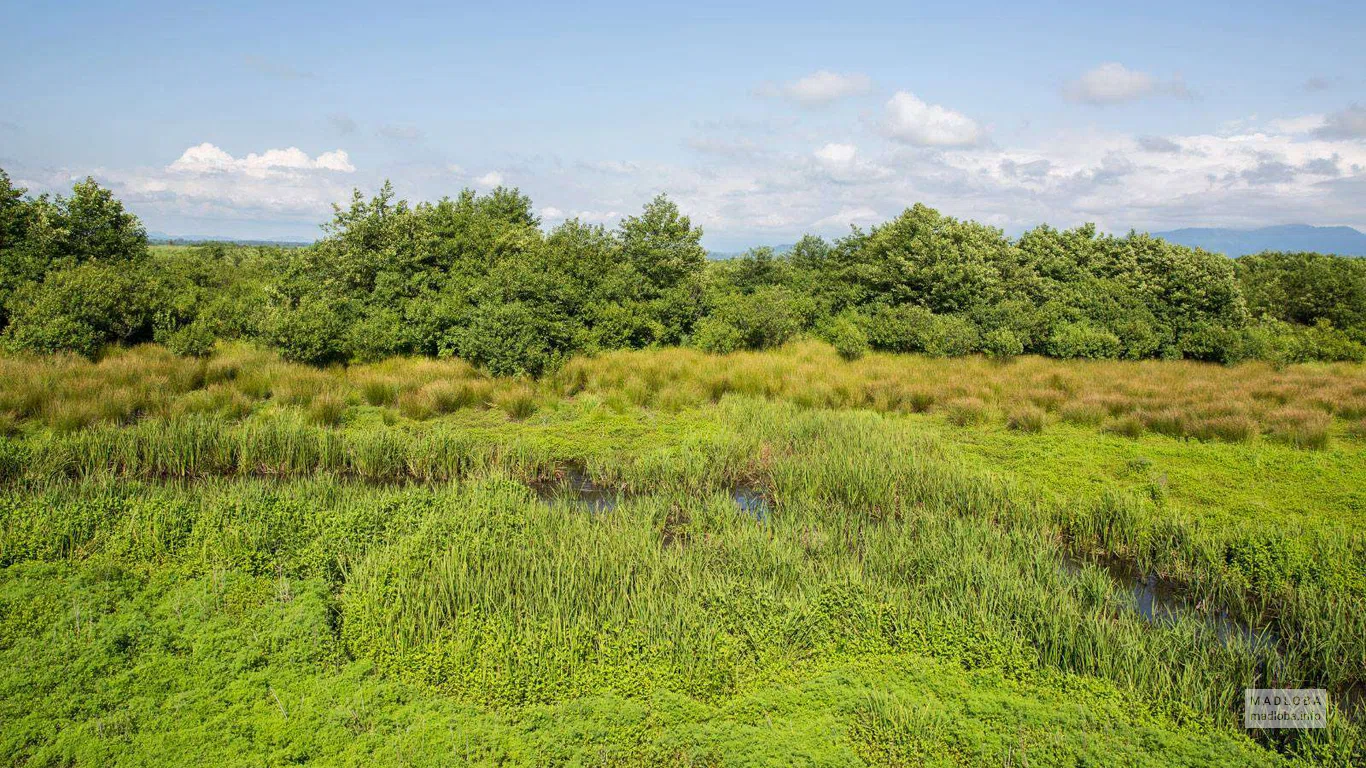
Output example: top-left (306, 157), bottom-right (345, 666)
top-left (158, 319), bottom-right (217, 358)
top-left (866, 304), bottom-right (935, 353)
top-left (3, 264), bottom-right (155, 358)
top-left (1047, 322), bottom-right (1122, 360)
top-left (703, 286), bottom-right (812, 352)
top-left (982, 328), bottom-right (1023, 359)
top-left (1180, 323), bottom-right (1247, 364)
top-left (691, 316), bottom-right (745, 355)
top-left (821, 315), bottom-right (870, 361)
top-left (345, 307), bottom-right (409, 363)
top-left (924, 314), bottom-right (980, 357)
top-left (270, 298), bottom-right (349, 366)
top-left (443, 301), bottom-right (573, 377)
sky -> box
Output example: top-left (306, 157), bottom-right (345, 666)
top-left (2, 0), bottom-right (1365, 249)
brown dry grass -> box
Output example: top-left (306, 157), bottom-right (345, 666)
top-left (2, 340), bottom-right (1365, 448)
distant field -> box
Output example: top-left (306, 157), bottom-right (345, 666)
top-left (1, 343), bottom-right (1363, 765)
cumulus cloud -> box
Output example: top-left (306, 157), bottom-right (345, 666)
top-left (27, 106), bottom-right (1366, 250)
top-left (812, 206), bottom-right (881, 228)
top-left (169, 143), bottom-right (355, 175)
top-left (761, 70), bottom-right (873, 107)
top-left (1315, 104), bottom-right (1366, 140)
top-left (1065, 63), bottom-right (1192, 105)
top-left (882, 92), bottom-right (983, 147)
top-left (811, 142), bottom-right (892, 183)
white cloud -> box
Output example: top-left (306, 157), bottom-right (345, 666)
top-left (813, 206), bottom-right (881, 228)
top-left (474, 171), bottom-right (504, 187)
top-left (539, 206), bottom-right (564, 219)
top-left (767, 70), bottom-right (873, 107)
top-left (811, 142), bottom-right (892, 183)
top-left (1065, 63), bottom-right (1192, 105)
top-left (1269, 115), bottom-right (1327, 135)
top-left (882, 92), bottom-right (983, 147)
top-left (814, 143), bottom-right (858, 165)
top-left (314, 150), bottom-right (355, 172)
top-left (168, 143), bottom-right (355, 175)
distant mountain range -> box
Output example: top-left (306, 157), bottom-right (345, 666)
top-left (1148, 225), bottom-right (1366, 257)
top-left (147, 232), bottom-right (313, 247)
top-left (708, 244), bottom-right (795, 260)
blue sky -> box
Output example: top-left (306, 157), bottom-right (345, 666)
top-left (2, 0), bottom-right (1364, 248)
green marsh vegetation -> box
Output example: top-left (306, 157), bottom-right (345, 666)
top-left (2, 171), bottom-right (1366, 765)
top-left (1, 344), bottom-right (1365, 765)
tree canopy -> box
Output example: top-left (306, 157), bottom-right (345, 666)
top-left (2, 170), bottom-right (1363, 369)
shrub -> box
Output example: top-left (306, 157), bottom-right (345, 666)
top-left (1180, 323), bottom-right (1248, 364)
top-left (270, 298), bottom-right (349, 366)
top-left (924, 314), bottom-right (980, 357)
top-left (865, 304), bottom-right (935, 353)
top-left (4, 264), bottom-right (156, 358)
top-left (159, 319), bottom-right (217, 358)
top-left (821, 315), bottom-right (870, 361)
top-left (1047, 323), bottom-right (1122, 360)
top-left (981, 328), bottom-right (1023, 359)
top-left (703, 286), bottom-right (812, 352)
top-left (691, 316), bottom-right (745, 355)
top-left (443, 301), bottom-right (572, 377)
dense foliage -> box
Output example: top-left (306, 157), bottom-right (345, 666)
top-left (3, 169), bottom-right (1365, 371)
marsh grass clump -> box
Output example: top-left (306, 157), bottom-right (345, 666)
top-left (308, 390), bottom-right (348, 426)
top-left (1267, 408), bottom-right (1332, 450)
top-left (1189, 415), bottom-right (1257, 444)
top-left (944, 397), bottom-right (988, 427)
top-left (1006, 405), bottom-right (1047, 433)
top-left (1060, 400), bottom-right (1107, 426)
top-left (1141, 409), bottom-right (1189, 439)
top-left (358, 377), bottom-right (400, 407)
top-left (1105, 415), bottom-right (1145, 439)
top-left (494, 384), bottom-right (539, 420)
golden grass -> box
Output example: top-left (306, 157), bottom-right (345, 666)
top-left (3, 340), bottom-right (1366, 448)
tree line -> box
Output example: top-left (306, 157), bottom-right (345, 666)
top-left (2, 168), bottom-right (1364, 374)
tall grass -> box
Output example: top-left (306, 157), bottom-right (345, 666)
top-left (6, 341), bottom-right (1365, 449)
